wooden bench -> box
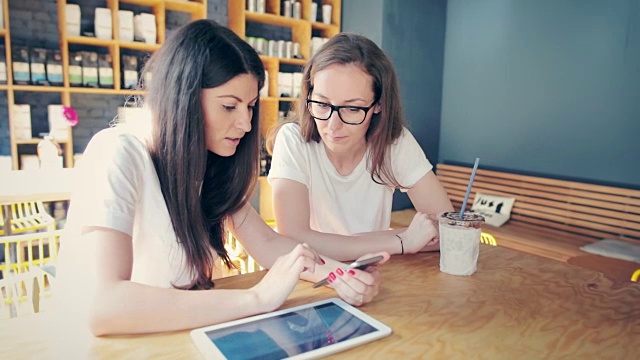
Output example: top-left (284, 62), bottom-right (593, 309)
top-left (391, 163), bottom-right (640, 285)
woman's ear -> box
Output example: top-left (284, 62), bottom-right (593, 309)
top-left (373, 103), bottom-right (381, 114)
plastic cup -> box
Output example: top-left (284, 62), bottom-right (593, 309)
top-left (438, 211), bottom-right (485, 276)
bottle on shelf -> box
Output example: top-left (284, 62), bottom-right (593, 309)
top-left (98, 54), bottom-right (114, 88)
top-left (46, 50), bottom-right (64, 86)
top-left (68, 52), bottom-right (83, 87)
top-left (12, 46), bottom-right (31, 85)
top-left (30, 48), bottom-right (48, 86)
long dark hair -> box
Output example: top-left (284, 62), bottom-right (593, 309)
top-left (142, 20), bottom-right (264, 290)
top-left (267, 33), bottom-right (406, 188)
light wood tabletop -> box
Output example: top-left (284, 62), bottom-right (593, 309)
top-left (1, 245), bottom-right (638, 359)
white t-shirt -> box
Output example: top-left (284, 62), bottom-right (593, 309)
top-left (54, 127), bottom-right (194, 324)
top-left (268, 123), bottom-right (432, 235)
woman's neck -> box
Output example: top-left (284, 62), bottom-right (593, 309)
top-left (324, 141), bottom-right (367, 176)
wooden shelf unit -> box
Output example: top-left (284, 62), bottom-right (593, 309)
top-left (1, 0), bottom-right (206, 170)
top-left (228, 0), bottom-right (341, 221)
top-left (228, 0), bottom-right (341, 138)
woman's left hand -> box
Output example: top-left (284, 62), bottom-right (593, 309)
top-left (327, 252), bottom-right (390, 306)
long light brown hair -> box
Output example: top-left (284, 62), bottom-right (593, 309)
top-left (268, 33), bottom-right (407, 188)
top-left (142, 20), bottom-right (264, 290)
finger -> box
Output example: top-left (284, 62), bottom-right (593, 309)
top-left (328, 271), bottom-right (362, 305)
top-left (332, 269), bottom-right (372, 305)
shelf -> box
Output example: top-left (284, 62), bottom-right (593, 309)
top-left (67, 87), bottom-right (145, 95)
top-left (66, 36), bottom-right (117, 47)
top-left (280, 58), bottom-right (307, 66)
top-left (246, 12), bottom-right (308, 28)
top-left (15, 138), bottom-right (70, 145)
top-left (165, 0), bottom-right (205, 15)
top-left (0, 84), bottom-right (8, 91)
top-left (119, 0), bottom-right (163, 6)
top-left (11, 85), bottom-right (66, 93)
top-left (279, 97), bottom-right (298, 102)
top-left (311, 22), bottom-right (339, 32)
top-left (119, 41), bottom-right (161, 52)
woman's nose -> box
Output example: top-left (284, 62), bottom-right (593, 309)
top-left (327, 110), bottom-right (343, 130)
top-left (236, 111), bottom-right (252, 132)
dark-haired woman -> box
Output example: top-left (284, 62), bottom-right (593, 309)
top-left (268, 33), bottom-right (454, 261)
top-left (54, 20), bottom-right (387, 337)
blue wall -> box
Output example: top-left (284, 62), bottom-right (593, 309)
top-left (341, 0), bottom-right (384, 47)
top-left (440, 0), bottom-right (640, 188)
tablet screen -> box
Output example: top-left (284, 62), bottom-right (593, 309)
top-left (205, 302), bottom-right (378, 360)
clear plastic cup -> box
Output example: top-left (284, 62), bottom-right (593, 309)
top-left (438, 211), bottom-right (485, 276)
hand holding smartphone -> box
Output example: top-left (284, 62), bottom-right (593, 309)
top-left (312, 255), bottom-right (384, 288)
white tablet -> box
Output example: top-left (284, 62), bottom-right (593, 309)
top-left (190, 298), bottom-right (392, 359)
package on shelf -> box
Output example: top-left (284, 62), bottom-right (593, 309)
top-left (293, 1), bottom-right (301, 19)
top-left (11, 104), bottom-right (32, 140)
top-left (65, 4), bottom-right (81, 36)
top-left (260, 71), bottom-right (269, 97)
top-left (95, 8), bottom-right (113, 40)
top-left (122, 55), bottom-right (139, 89)
top-left (256, 0), bottom-right (265, 13)
top-left (278, 72), bottom-right (293, 98)
top-left (98, 54), bottom-right (114, 88)
top-left (12, 46), bottom-right (30, 85)
top-left (268, 40), bottom-right (277, 57)
top-left (20, 155), bottom-right (39, 170)
top-left (0, 45), bottom-right (6, 84)
top-left (277, 40), bottom-right (286, 58)
top-left (292, 72), bottom-right (303, 98)
top-left (282, 0), bottom-right (292, 17)
top-left (30, 48), bottom-right (48, 85)
top-left (46, 50), bottom-right (63, 86)
top-left (81, 51), bottom-right (99, 87)
top-left (134, 13), bottom-right (157, 44)
top-left (47, 105), bottom-right (70, 141)
top-left (309, 2), bottom-right (318, 22)
top-left (247, 0), bottom-right (256, 12)
top-left (321, 4), bottom-right (333, 25)
top-left (69, 52), bottom-right (83, 86)
top-left (119, 10), bottom-right (135, 42)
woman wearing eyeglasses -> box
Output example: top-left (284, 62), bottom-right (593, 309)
top-left (267, 33), bottom-right (453, 262)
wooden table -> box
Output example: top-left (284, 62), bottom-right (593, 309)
top-left (1, 246), bottom-right (638, 359)
top-left (0, 168), bottom-right (75, 235)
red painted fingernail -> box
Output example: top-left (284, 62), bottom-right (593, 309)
top-left (327, 277), bottom-right (333, 284)
top-left (348, 269), bottom-right (356, 276)
top-left (336, 268), bottom-right (344, 276)
top-left (329, 272), bottom-right (336, 281)
top-left (320, 257), bottom-right (326, 265)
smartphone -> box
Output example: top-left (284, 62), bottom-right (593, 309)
top-left (312, 255), bottom-right (384, 288)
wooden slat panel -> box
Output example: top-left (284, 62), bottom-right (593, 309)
top-left (438, 171), bottom-right (640, 207)
top-left (509, 214), bottom-right (623, 241)
top-left (443, 183), bottom-right (640, 223)
top-left (451, 195), bottom-right (640, 240)
top-left (439, 174), bottom-right (640, 215)
top-left (437, 164), bottom-right (640, 199)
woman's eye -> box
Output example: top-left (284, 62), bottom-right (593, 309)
top-left (318, 103), bottom-right (331, 109)
top-left (248, 104), bottom-right (257, 111)
top-left (347, 107), bottom-right (360, 113)
top-left (223, 105), bottom-right (236, 111)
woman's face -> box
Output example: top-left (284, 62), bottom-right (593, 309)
top-left (200, 74), bottom-right (258, 157)
top-left (309, 63), bottom-right (380, 155)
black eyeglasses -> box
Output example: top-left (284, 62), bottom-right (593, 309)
top-left (306, 99), bottom-right (377, 125)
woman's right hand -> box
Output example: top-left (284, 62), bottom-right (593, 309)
top-left (399, 212), bottom-right (439, 254)
top-left (251, 243), bottom-right (323, 312)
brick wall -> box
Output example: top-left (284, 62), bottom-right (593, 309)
top-left (0, 0), bottom-right (229, 157)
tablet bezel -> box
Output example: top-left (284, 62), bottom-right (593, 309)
top-left (190, 298), bottom-right (392, 360)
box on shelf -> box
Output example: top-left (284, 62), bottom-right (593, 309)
top-left (30, 48), bottom-right (48, 85)
top-left (98, 54), bottom-right (114, 88)
top-left (47, 105), bottom-right (70, 141)
top-left (94, 8), bottom-right (113, 40)
top-left (11, 104), bottom-right (32, 140)
top-left (122, 55), bottom-right (138, 89)
top-left (278, 72), bottom-right (293, 98)
top-left (46, 50), bottom-right (64, 86)
top-left (12, 46), bottom-right (30, 85)
top-left (69, 52), bottom-right (83, 86)
top-left (119, 10), bottom-right (135, 42)
top-left (65, 4), bottom-right (81, 36)
top-left (134, 13), bottom-right (157, 44)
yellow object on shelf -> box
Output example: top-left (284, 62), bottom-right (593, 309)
top-left (4, 202), bottom-right (56, 235)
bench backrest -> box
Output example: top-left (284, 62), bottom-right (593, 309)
top-left (436, 164), bottom-right (640, 242)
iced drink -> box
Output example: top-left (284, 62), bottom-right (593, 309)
top-left (438, 212), bottom-right (485, 276)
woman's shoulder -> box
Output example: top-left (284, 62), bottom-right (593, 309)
top-left (83, 127), bottom-right (151, 167)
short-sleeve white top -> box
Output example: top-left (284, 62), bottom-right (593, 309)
top-left (267, 123), bottom-right (432, 235)
top-left (55, 126), bottom-right (193, 304)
